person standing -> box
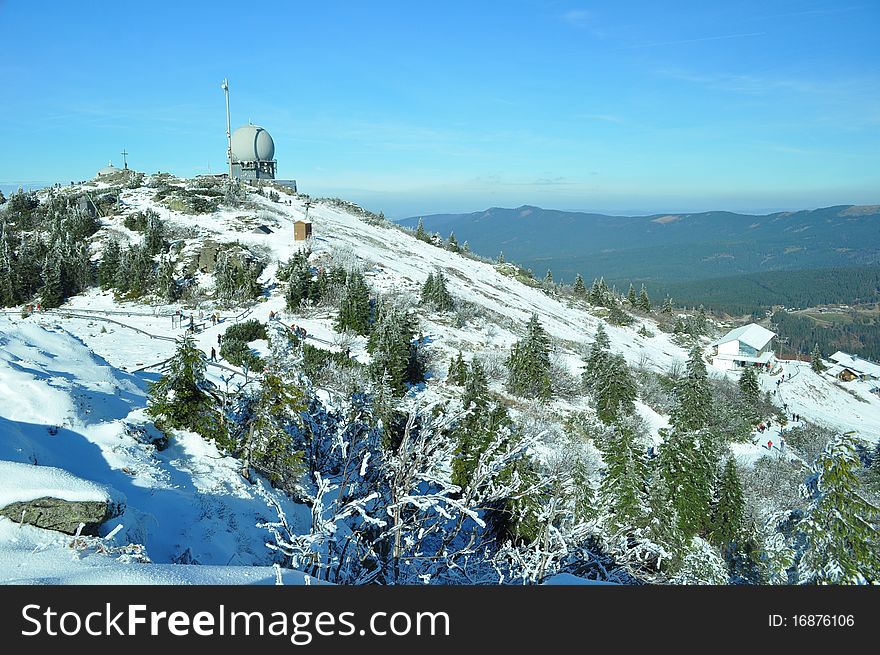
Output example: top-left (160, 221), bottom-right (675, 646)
top-left (210, 347), bottom-right (216, 361)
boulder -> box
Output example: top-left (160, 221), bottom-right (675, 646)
top-left (0, 496), bottom-right (117, 535)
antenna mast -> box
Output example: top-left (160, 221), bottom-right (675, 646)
top-left (121, 149), bottom-right (128, 170)
top-left (222, 78), bottom-right (233, 180)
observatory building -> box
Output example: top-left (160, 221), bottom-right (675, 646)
top-left (230, 124), bottom-right (277, 180)
top-left (96, 162), bottom-right (120, 178)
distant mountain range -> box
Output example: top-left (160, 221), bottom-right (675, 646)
top-left (399, 204), bottom-right (880, 285)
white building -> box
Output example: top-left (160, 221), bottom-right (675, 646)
top-left (710, 323), bottom-right (776, 371)
top-left (827, 351), bottom-right (880, 381)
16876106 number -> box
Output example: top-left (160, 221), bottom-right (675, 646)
top-left (770, 614), bottom-right (855, 628)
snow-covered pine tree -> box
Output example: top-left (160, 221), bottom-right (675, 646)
top-left (738, 365), bottom-right (760, 404)
top-left (97, 237), bottom-right (121, 289)
top-left (661, 295), bottom-right (674, 314)
top-left (415, 218), bottom-right (428, 241)
top-left (147, 335), bottom-right (218, 438)
top-left (600, 418), bottom-right (649, 535)
top-left (797, 434), bottom-right (880, 584)
top-left (447, 231), bottom-right (460, 253)
top-left (462, 358), bottom-right (489, 410)
top-left (39, 251), bottom-right (64, 308)
top-left (447, 351), bottom-right (468, 385)
top-left (670, 345), bottom-right (713, 432)
top-left (710, 457), bottom-right (745, 557)
top-left (594, 352), bottom-right (637, 424)
top-left (335, 271), bottom-right (371, 335)
top-left (505, 313), bottom-right (552, 398)
top-left (156, 256), bottom-right (180, 302)
top-left (626, 283), bottom-right (637, 307)
top-left (811, 344), bottom-right (826, 373)
top-left (420, 271), bottom-right (434, 303)
top-left (544, 270), bottom-right (554, 286)
top-left (367, 300), bottom-right (422, 396)
top-left (659, 426), bottom-right (718, 539)
top-left (572, 273), bottom-right (586, 296)
top-left (638, 284), bottom-right (651, 312)
top-left (0, 225), bottom-right (16, 307)
top-left (283, 250), bottom-right (314, 310)
top-left (143, 211), bottom-right (167, 256)
top-left (420, 269), bottom-right (454, 312)
top-left (693, 305), bottom-right (708, 335)
top-left (670, 537), bottom-right (729, 585)
top-left (582, 323), bottom-right (611, 391)
top-left (235, 370), bottom-right (306, 490)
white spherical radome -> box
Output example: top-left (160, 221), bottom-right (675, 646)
top-left (230, 124), bottom-right (275, 162)
top-left (96, 162), bottom-right (119, 177)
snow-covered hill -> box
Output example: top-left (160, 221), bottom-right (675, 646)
top-left (0, 316), bottom-right (311, 583)
top-left (1, 176), bottom-right (879, 583)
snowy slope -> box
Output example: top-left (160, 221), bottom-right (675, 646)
top-left (3, 177), bottom-right (880, 583)
top-left (0, 315), bottom-right (310, 582)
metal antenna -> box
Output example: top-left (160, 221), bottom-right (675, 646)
top-left (222, 79), bottom-right (233, 180)
top-left (121, 149), bottom-right (128, 169)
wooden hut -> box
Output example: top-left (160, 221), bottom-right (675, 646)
top-left (294, 220), bottom-right (313, 241)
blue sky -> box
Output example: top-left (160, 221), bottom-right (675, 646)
top-left (1, 0), bottom-right (878, 217)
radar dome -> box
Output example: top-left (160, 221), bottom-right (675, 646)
top-left (96, 162), bottom-right (119, 178)
top-left (231, 124), bottom-right (275, 162)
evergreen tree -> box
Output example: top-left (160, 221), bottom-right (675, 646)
top-left (710, 458), bottom-right (745, 556)
top-left (461, 240), bottom-right (470, 253)
top-left (583, 323), bottom-right (611, 391)
top-left (98, 238), bottom-right (121, 289)
top-left (643, 465), bottom-right (685, 568)
top-left (573, 273), bottom-right (586, 296)
top-left (798, 434), bottom-right (880, 584)
top-left (626, 283), bottom-right (637, 307)
top-left (693, 305), bottom-right (708, 335)
top-left (283, 250), bottom-right (314, 310)
top-left (811, 344), bottom-right (826, 373)
top-left (608, 304), bottom-right (634, 326)
top-left (236, 370), bottom-right (306, 488)
top-left (462, 359), bottom-right (489, 409)
top-left (738, 365), bottom-right (760, 404)
top-left (420, 270), bottom-right (454, 312)
top-left (0, 223), bottom-right (19, 306)
top-left (157, 256), bottom-right (180, 302)
top-left (371, 368), bottom-right (399, 450)
top-left (447, 351), bottom-right (468, 385)
top-left (505, 313), bottom-right (552, 398)
top-left (659, 427), bottom-right (717, 539)
top-left (367, 301), bottom-right (422, 396)
top-left (572, 458), bottom-right (597, 523)
top-left (147, 335), bottom-right (217, 437)
top-left (40, 252), bottom-right (64, 308)
top-left (670, 346), bottom-right (713, 432)
top-left (544, 270), bottom-right (554, 286)
top-left (415, 218), bottom-right (428, 242)
top-left (447, 231), bottom-right (460, 253)
top-left (143, 211), bottom-right (167, 256)
top-left (117, 244), bottom-right (154, 297)
top-left (661, 296), bottom-right (675, 314)
top-left (593, 353), bottom-right (638, 424)
top-left (589, 277), bottom-right (613, 307)
top-left (638, 284), bottom-right (652, 312)
top-left (335, 271), bottom-right (371, 335)
top-left (451, 403), bottom-right (511, 490)
top-left (497, 251), bottom-right (505, 264)
top-left (600, 418), bottom-right (649, 534)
